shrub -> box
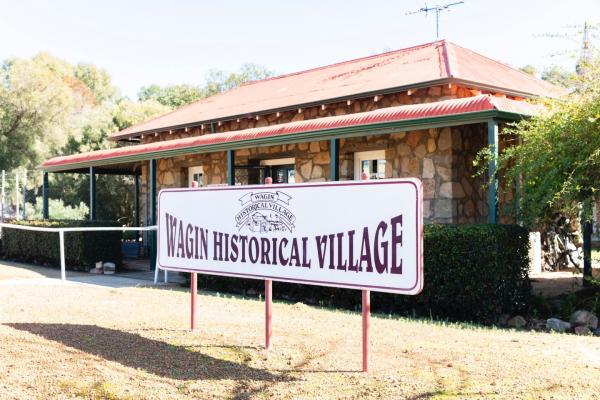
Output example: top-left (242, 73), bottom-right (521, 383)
top-left (24, 197), bottom-right (89, 220)
top-left (404, 224), bottom-right (532, 322)
top-left (180, 224), bottom-right (531, 324)
top-left (1, 219), bottom-right (122, 271)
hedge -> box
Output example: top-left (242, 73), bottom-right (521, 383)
top-left (185, 224), bottom-right (531, 324)
top-left (1, 220), bottom-right (122, 271)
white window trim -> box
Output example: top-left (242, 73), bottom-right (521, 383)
top-left (354, 150), bottom-right (386, 180)
top-left (188, 166), bottom-right (204, 187)
top-left (259, 157), bottom-right (295, 166)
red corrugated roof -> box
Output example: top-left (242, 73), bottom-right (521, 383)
top-left (43, 95), bottom-right (539, 171)
top-left (111, 40), bottom-right (560, 140)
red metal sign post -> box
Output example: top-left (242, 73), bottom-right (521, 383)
top-left (158, 178), bottom-right (423, 372)
top-left (362, 289), bottom-right (370, 372)
top-left (191, 272), bottom-right (198, 331)
top-left (264, 176), bottom-right (273, 350)
top-left (265, 279), bottom-right (273, 350)
top-left (361, 172), bottom-right (370, 372)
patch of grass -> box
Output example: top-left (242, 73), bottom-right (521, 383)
top-left (2, 262), bottom-right (600, 399)
top-left (59, 380), bottom-right (132, 400)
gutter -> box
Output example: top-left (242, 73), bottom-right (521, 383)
top-left (42, 109), bottom-right (526, 173)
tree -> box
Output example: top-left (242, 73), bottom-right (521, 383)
top-left (203, 63), bottom-right (273, 97)
top-left (74, 63), bottom-right (119, 104)
top-left (540, 66), bottom-right (578, 89)
top-left (479, 59), bottom-right (600, 281)
top-left (53, 99), bottom-right (170, 222)
top-left (137, 63), bottom-right (274, 108)
top-left (112, 99), bottom-right (171, 131)
top-left (491, 83), bottom-right (600, 227)
top-left (0, 54), bottom-right (79, 170)
top-left (138, 84), bottom-right (203, 108)
top-left (519, 65), bottom-right (538, 76)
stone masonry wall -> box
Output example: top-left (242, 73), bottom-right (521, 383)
top-left (140, 124), bottom-right (488, 225)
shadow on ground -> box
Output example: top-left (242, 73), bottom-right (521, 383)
top-left (7, 323), bottom-right (280, 382)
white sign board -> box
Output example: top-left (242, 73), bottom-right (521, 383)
top-left (158, 179), bottom-right (423, 294)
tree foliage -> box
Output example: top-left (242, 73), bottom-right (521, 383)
top-left (138, 84), bottom-right (204, 108)
top-left (0, 53), bottom-right (273, 223)
top-left (137, 63), bottom-right (273, 108)
top-left (519, 65), bottom-right (537, 76)
top-left (0, 54), bottom-right (78, 170)
top-left (540, 66), bottom-right (578, 89)
top-left (480, 60), bottom-right (600, 228)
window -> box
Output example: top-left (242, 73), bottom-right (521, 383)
top-left (354, 150), bottom-right (386, 180)
top-left (188, 166), bottom-right (204, 187)
top-left (260, 158), bottom-right (295, 184)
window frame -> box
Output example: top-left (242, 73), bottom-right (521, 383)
top-left (353, 150), bottom-right (386, 180)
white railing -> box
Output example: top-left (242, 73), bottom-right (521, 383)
top-left (0, 223), bottom-right (158, 282)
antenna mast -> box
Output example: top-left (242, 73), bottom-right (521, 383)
top-left (577, 21), bottom-right (592, 77)
top-left (406, 2), bottom-right (464, 39)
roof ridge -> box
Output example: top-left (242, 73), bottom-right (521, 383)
top-left (448, 41), bottom-right (548, 82)
top-left (441, 40), bottom-right (457, 78)
top-left (237, 40), bottom-right (447, 88)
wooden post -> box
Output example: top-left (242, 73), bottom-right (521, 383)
top-left (362, 289), bottom-right (370, 373)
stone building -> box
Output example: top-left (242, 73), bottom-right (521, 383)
top-left (41, 40), bottom-right (560, 265)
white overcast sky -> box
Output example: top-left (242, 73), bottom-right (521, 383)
top-left (1, 0), bottom-right (598, 98)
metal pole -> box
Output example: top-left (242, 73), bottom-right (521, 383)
top-left (22, 170), bottom-right (27, 220)
top-left (330, 138), bottom-right (340, 181)
top-left (583, 215), bottom-right (593, 286)
top-left (264, 176), bottom-right (273, 350)
top-left (265, 279), bottom-right (272, 350)
top-left (1, 170), bottom-right (5, 222)
top-left (134, 173), bottom-right (140, 228)
top-left (42, 172), bottom-right (49, 220)
top-left (149, 159), bottom-right (157, 270)
top-left (15, 172), bottom-right (19, 220)
top-left (191, 272), bottom-right (198, 331)
top-left (59, 230), bottom-right (66, 281)
top-left (89, 167), bottom-right (96, 221)
top-left (362, 289), bottom-right (370, 373)
top-left (227, 150), bottom-right (235, 186)
top-left (487, 120), bottom-right (499, 224)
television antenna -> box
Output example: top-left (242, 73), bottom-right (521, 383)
top-left (406, 2), bottom-right (464, 39)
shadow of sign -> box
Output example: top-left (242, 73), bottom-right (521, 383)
top-left (6, 323), bottom-right (279, 382)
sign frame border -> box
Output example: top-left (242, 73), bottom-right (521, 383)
top-left (157, 179), bottom-right (423, 295)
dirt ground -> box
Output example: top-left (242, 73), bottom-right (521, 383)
top-left (0, 263), bottom-right (599, 399)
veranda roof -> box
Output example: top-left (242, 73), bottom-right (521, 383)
top-left (42, 95), bottom-right (540, 173)
top-left (111, 40), bottom-right (560, 141)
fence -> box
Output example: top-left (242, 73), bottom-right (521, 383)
top-left (0, 223), bottom-right (158, 281)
